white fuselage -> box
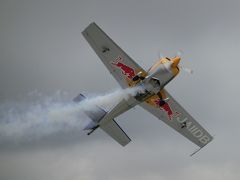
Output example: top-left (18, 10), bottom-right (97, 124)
top-left (142, 62), bottom-right (175, 94)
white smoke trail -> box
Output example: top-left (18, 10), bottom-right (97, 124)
top-left (0, 87), bottom-right (143, 144)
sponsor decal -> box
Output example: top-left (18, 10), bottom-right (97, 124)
top-left (175, 115), bottom-right (211, 145)
top-left (154, 99), bottom-right (173, 120)
top-left (154, 99), bottom-right (211, 145)
top-left (111, 56), bottom-right (136, 79)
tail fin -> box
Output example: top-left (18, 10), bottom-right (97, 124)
top-left (73, 93), bottom-right (85, 103)
top-left (73, 93), bottom-right (106, 123)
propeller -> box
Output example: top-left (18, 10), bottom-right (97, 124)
top-left (178, 65), bottom-right (193, 74)
top-left (176, 50), bottom-right (184, 57)
top-left (158, 51), bottom-right (164, 59)
top-left (175, 50), bottom-right (194, 74)
top-left (157, 50), bottom-right (194, 74)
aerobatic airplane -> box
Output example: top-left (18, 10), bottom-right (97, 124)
top-left (75, 22), bottom-right (212, 152)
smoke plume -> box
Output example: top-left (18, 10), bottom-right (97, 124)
top-left (0, 87), bottom-right (142, 145)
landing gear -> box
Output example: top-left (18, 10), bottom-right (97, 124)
top-left (159, 100), bottom-right (166, 106)
top-left (132, 75), bottom-right (139, 81)
top-left (157, 92), bottom-right (166, 107)
top-left (132, 75), bottom-right (145, 81)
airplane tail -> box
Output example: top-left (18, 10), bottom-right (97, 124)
top-left (73, 93), bottom-right (105, 133)
top-left (73, 93), bottom-right (131, 146)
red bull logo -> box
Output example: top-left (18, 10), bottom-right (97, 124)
top-left (155, 99), bottom-right (173, 120)
top-left (111, 56), bottom-right (135, 79)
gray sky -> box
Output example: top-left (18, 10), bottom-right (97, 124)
top-left (1, 0), bottom-right (240, 179)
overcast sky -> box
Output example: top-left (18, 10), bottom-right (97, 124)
top-left (1, 0), bottom-right (240, 180)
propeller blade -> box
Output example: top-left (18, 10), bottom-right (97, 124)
top-left (176, 50), bottom-right (184, 57)
top-left (158, 51), bottom-right (164, 59)
top-left (179, 65), bottom-right (193, 74)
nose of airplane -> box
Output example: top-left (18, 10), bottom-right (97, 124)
top-left (171, 56), bottom-right (181, 68)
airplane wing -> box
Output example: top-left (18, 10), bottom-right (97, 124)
top-left (100, 119), bottom-right (131, 146)
top-left (82, 22), bottom-right (147, 88)
top-left (140, 89), bottom-right (213, 148)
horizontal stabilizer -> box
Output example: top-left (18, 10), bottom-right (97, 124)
top-left (100, 120), bottom-right (131, 146)
top-left (73, 93), bottom-right (131, 146)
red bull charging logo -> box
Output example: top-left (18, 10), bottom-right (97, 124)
top-left (112, 56), bottom-right (175, 121)
top-left (111, 56), bottom-right (135, 79)
top-left (154, 99), bottom-right (174, 120)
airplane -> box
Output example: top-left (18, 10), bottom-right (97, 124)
top-left (74, 22), bottom-right (213, 152)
